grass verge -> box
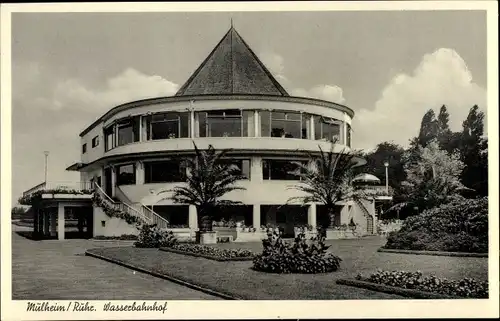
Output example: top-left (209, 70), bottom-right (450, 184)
top-left (378, 248), bottom-right (488, 258)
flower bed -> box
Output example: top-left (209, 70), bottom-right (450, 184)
top-left (160, 243), bottom-right (255, 261)
top-left (93, 234), bottom-right (138, 241)
top-left (350, 270), bottom-right (488, 298)
top-left (253, 231), bottom-right (342, 274)
top-left (92, 193), bottom-right (141, 225)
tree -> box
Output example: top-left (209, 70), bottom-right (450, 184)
top-left (459, 105), bottom-right (488, 196)
top-left (287, 139), bottom-right (365, 230)
top-left (417, 109), bottom-right (439, 148)
top-left (11, 206), bottom-right (27, 220)
top-left (390, 140), bottom-right (467, 214)
top-left (165, 142), bottom-right (246, 234)
top-left (437, 105), bottom-right (453, 151)
top-left (357, 141), bottom-right (406, 195)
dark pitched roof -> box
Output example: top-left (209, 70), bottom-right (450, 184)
top-left (175, 27), bottom-right (289, 97)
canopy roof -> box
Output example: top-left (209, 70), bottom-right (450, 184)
top-left (353, 173), bottom-right (381, 183)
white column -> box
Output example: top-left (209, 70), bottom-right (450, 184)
top-left (50, 211), bottom-right (57, 237)
top-left (250, 156), bottom-right (263, 182)
top-left (188, 205), bottom-right (198, 230)
top-left (254, 110), bottom-right (259, 137)
top-left (252, 204), bottom-right (261, 228)
top-left (307, 203), bottom-right (317, 228)
top-left (310, 115), bottom-right (315, 140)
top-left (58, 203), bottom-right (65, 240)
top-left (138, 115), bottom-right (143, 142)
top-left (111, 166), bottom-right (117, 198)
top-left (190, 109), bottom-right (195, 138)
top-left (135, 161), bottom-right (144, 185)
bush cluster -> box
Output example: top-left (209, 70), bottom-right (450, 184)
top-left (134, 224), bottom-right (178, 248)
top-left (167, 243), bottom-right (254, 259)
top-left (253, 231), bottom-right (342, 274)
top-left (384, 197), bottom-right (488, 253)
top-left (356, 270), bottom-right (488, 298)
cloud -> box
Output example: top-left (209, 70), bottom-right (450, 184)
top-left (260, 52), bottom-right (346, 104)
top-left (353, 48), bottom-right (487, 150)
top-left (48, 68), bottom-right (180, 111)
top-left (291, 85), bottom-right (346, 104)
top-left (11, 66), bottom-right (180, 204)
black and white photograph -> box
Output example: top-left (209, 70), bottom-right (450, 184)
top-left (1, 1), bottom-right (498, 319)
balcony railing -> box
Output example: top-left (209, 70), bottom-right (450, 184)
top-left (22, 181), bottom-right (93, 198)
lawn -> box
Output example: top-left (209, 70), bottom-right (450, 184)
top-left (87, 236), bottom-right (488, 300)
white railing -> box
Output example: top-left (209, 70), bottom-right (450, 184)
top-left (115, 185), bottom-right (169, 229)
top-left (93, 183), bottom-right (150, 224)
top-left (22, 181), bottom-right (93, 198)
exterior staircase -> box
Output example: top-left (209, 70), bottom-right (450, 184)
top-left (354, 198), bottom-right (376, 235)
top-left (93, 183), bottom-right (169, 229)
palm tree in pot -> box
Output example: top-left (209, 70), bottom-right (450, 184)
top-left (164, 142), bottom-right (246, 243)
top-left (287, 138), bottom-right (366, 237)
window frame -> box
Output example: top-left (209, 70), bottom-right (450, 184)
top-left (82, 143), bottom-right (87, 154)
top-left (91, 136), bottom-right (99, 148)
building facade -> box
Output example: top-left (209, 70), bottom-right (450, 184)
top-left (23, 27), bottom-right (391, 240)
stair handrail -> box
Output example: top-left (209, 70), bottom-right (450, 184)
top-left (93, 182), bottom-right (149, 224)
top-left (114, 185), bottom-right (169, 229)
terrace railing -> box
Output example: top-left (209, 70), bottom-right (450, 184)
top-left (22, 181), bottom-right (94, 198)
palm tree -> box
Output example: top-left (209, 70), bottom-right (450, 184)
top-left (287, 139), bottom-right (365, 232)
top-left (165, 142), bottom-right (246, 234)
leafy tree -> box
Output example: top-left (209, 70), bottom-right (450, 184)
top-left (165, 142), bottom-right (246, 234)
top-left (390, 140), bottom-right (468, 214)
top-left (417, 109), bottom-right (439, 148)
top-left (357, 141), bottom-right (406, 195)
top-left (459, 105), bottom-right (488, 196)
top-left (287, 139), bottom-right (365, 230)
top-left (437, 105), bottom-right (453, 151)
top-left (11, 206), bottom-right (27, 219)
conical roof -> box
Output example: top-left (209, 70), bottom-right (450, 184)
top-left (175, 27), bottom-right (289, 97)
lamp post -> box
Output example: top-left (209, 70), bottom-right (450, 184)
top-left (383, 161), bottom-right (389, 194)
top-left (44, 151), bottom-right (49, 184)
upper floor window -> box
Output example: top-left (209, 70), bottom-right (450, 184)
top-left (144, 160), bottom-right (187, 183)
top-left (92, 136), bottom-right (99, 148)
top-left (315, 116), bottom-right (341, 143)
top-left (117, 118), bottom-right (140, 147)
top-left (261, 111), bottom-right (305, 139)
top-left (104, 126), bottom-right (115, 152)
top-left (117, 164), bottom-right (136, 185)
top-left (147, 112), bottom-right (189, 140)
top-left (262, 159), bottom-right (306, 180)
top-left (197, 110), bottom-right (253, 137)
top-left (82, 143), bottom-right (87, 154)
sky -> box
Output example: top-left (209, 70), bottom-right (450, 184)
top-left (10, 10), bottom-right (487, 204)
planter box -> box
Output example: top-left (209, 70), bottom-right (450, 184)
top-left (196, 231), bottom-right (217, 244)
top-left (294, 230), bottom-right (318, 239)
top-left (169, 228), bottom-right (193, 242)
top-left (325, 229), bottom-right (357, 240)
top-left (213, 227), bottom-right (267, 242)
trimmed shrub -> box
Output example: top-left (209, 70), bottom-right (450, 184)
top-left (134, 224), bottom-right (178, 248)
top-left (356, 270), bottom-right (488, 298)
top-left (384, 197), bottom-right (488, 253)
top-left (166, 243), bottom-right (254, 259)
top-left (253, 230), bottom-right (342, 274)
